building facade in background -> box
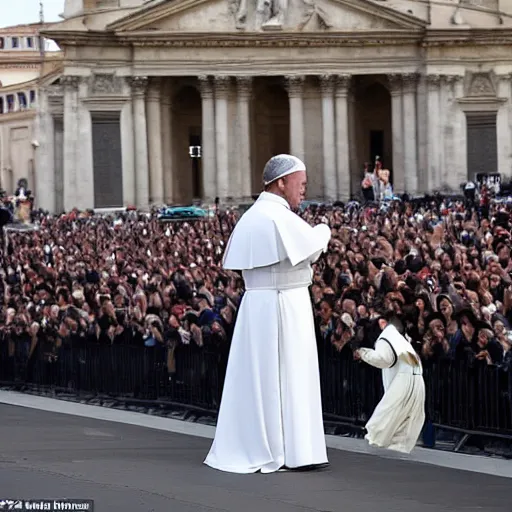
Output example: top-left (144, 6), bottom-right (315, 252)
top-left (0, 23), bottom-right (62, 196)
top-left (35, 0), bottom-right (512, 212)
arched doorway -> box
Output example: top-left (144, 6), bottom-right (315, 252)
top-left (353, 79), bottom-right (392, 195)
top-left (172, 85), bottom-right (202, 204)
top-left (251, 79), bottom-right (290, 193)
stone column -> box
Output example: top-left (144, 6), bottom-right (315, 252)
top-left (76, 79), bottom-right (93, 211)
top-left (121, 79), bottom-right (136, 207)
top-left (286, 75), bottom-right (305, 162)
top-left (497, 75), bottom-right (510, 179)
top-left (214, 75), bottom-right (230, 200)
top-left (236, 76), bottom-right (252, 200)
top-left (442, 76), bottom-right (457, 191)
top-left (452, 76), bottom-right (467, 185)
top-left (402, 72), bottom-right (419, 194)
top-left (438, 75), bottom-right (450, 188)
top-left (131, 76), bottom-right (150, 210)
top-left (62, 75), bottom-right (80, 211)
top-left (388, 74), bottom-right (404, 194)
top-left (320, 74), bottom-right (337, 201)
top-left (161, 80), bottom-right (174, 204)
top-left (335, 74), bottom-right (351, 200)
top-left (416, 75), bottom-right (429, 192)
top-left (34, 87), bottom-right (55, 212)
top-left (507, 73), bottom-right (512, 182)
top-left (427, 74), bottom-right (441, 192)
top-left (347, 85), bottom-right (358, 198)
top-left (199, 76), bottom-right (216, 201)
top-left (147, 78), bottom-right (164, 205)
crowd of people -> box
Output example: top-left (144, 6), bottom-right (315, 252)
top-left (0, 195), bottom-right (511, 390)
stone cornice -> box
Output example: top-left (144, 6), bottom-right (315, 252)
top-left (123, 30), bottom-right (424, 47)
top-left (41, 29), bottom-right (426, 48)
top-left (422, 28), bottom-right (512, 47)
top-left (0, 77), bottom-right (40, 93)
top-left (82, 96), bottom-right (129, 110)
top-left (457, 96), bottom-right (507, 112)
top-left (0, 53), bottom-right (47, 65)
top-left (0, 109), bottom-right (36, 122)
top-left (41, 25), bottom-right (512, 50)
top-left (0, 63), bottom-right (41, 70)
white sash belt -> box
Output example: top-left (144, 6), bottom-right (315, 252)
top-left (243, 266), bottom-right (312, 291)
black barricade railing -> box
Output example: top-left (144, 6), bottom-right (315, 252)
top-left (423, 360), bottom-right (512, 437)
top-left (1, 338), bottom-right (511, 438)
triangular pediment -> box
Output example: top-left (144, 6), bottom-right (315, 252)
top-left (108, 0), bottom-right (426, 33)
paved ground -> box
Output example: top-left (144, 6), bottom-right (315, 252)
top-left (0, 404), bottom-right (509, 512)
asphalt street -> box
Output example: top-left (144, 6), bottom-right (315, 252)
top-left (0, 403), bottom-right (509, 512)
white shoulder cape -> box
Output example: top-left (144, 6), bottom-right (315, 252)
top-left (222, 192), bottom-right (331, 270)
top-left (378, 324), bottom-right (418, 360)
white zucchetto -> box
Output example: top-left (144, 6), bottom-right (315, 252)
top-left (262, 154), bottom-right (306, 186)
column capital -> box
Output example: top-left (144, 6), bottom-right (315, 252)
top-left (319, 74), bottom-right (336, 95)
top-left (61, 75), bottom-right (81, 90)
top-left (442, 75), bottom-right (462, 87)
top-left (130, 76), bottom-right (148, 97)
top-left (387, 73), bottom-right (403, 95)
top-left (402, 72), bottom-right (419, 93)
top-left (198, 75), bottom-right (214, 99)
top-left (214, 75), bottom-right (231, 96)
top-left (285, 75), bottom-right (305, 97)
top-left (426, 74), bottom-right (442, 89)
top-left (334, 74), bottom-right (351, 97)
top-left (236, 76), bottom-right (252, 99)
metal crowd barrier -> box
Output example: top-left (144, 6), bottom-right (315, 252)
top-left (0, 338), bottom-right (511, 444)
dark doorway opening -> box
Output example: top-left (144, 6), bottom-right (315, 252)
top-left (370, 130), bottom-right (384, 165)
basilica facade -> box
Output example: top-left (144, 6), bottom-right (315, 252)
top-left (35, 0), bottom-right (512, 212)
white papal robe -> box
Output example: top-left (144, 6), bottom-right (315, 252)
top-left (358, 324), bottom-right (426, 454)
top-left (204, 191), bottom-right (331, 473)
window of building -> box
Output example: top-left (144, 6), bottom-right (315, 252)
top-left (0, 97), bottom-right (4, 114)
top-left (30, 90), bottom-right (36, 106)
top-left (6, 95), bottom-right (15, 112)
top-left (18, 92), bottom-right (27, 109)
top-left (26, 37), bottom-right (33, 48)
top-left (11, 37), bottom-right (19, 49)
top-left (0, 37), bottom-right (4, 50)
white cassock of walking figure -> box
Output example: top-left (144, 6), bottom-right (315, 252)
top-left (204, 154), bottom-right (331, 473)
top-left (355, 316), bottom-right (426, 454)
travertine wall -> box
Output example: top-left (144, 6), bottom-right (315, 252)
top-left (0, 113), bottom-right (35, 194)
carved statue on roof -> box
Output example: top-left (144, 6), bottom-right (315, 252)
top-left (229, 0), bottom-right (289, 30)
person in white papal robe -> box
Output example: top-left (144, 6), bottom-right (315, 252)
top-left (355, 316), bottom-right (426, 454)
top-left (204, 154), bottom-right (331, 474)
